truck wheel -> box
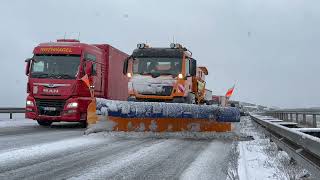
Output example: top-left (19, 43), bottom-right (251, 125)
top-left (80, 121), bottom-right (88, 128)
top-left (37, 120), bottom-right (52, 126)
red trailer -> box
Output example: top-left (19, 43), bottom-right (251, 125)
top-left (25, 39), bottom-right (129, 127)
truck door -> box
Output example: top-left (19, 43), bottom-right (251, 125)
top-left (84, 53), bottom-right (102, 95)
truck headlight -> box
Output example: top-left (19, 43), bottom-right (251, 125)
top-left (26, 100), bottom-right (34, 107)
top-left (67, 102), bottom-right (78, 108)
top-left (127, 73), bottom-right (132, 78)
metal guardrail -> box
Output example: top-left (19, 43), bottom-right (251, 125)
top-left (266, 109), bottom-right (320, 128)
top-left (251, 114), bottom-right (320, 177)
top-left (0, 108), bottom-right (25, 119)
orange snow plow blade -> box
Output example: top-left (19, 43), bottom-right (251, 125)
top-left (107, 116), bottom-right (232, 132)
top-left (87, 98), bottom-right (98, 124)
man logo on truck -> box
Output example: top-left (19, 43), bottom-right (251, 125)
top-left (43, 88), bottom-right (59, 93)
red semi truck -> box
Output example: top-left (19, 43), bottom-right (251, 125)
top-left (25, 39), bottom-right (129, 127)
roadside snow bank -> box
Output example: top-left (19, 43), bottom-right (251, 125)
top-left (238, 116), bottom-right (309, 180)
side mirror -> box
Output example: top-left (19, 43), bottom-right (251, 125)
top-left (25, 61), bottom-right (31, 76)
top-left (190, 59), bottom-right (197, 76)
top-left (25, 58), bottom-right (33, 76)
top-left (123, 56), bottom-right (131, 75)
top-left (25, 58), bottom-right (33, 62)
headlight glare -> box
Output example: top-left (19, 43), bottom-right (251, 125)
top-left (26, 100), bottom-right (34, 107)
top-left (67, 102), bottom-right (78, 108)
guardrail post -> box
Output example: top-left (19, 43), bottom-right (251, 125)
top-left (290, 113), bottom-right (293, 121)
top-left (296, 113), bottom-right (299, 123)
top-left (303, 114), bottom-right (306, 125)
top-left (313, 114), bottom-right (317, 128)
top-left (10, 112), bottom-right (12, 119)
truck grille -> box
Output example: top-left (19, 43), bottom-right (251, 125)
top-left (36, 99), bottom-right (66, 116)
top-left (140, 86), bottom-right (173, 96)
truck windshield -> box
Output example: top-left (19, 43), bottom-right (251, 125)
top-left (30, 55), bottom-right (81, 79)
top-left (133, 57), bottom-right (182, 76)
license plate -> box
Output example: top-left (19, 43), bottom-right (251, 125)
top-left (43, 107), bottom-right (56, 111)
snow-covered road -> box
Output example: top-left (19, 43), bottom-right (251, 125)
top-left (0, 118), bottom-right (235, 180)
top-left (0, 117), bottom-right (309, 180)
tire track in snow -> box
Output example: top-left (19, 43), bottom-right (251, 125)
top-left (0, 125), bottom-right (53, 136)
top-left (0, 135), bottom-right (116, 173)
top-left (0, 130), bottom-right (83, 152)
top-left (69, 139), bottom-right (183, 180)
top-left (179, 140), bottom-right (232, 180)
top-left (134, 139), bottom-right (211, 180)
top-left (0, 137), bottom-right (158, 180)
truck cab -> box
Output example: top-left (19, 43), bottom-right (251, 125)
top-left (123, 43), bottom-right (208, 104)
top-left (25, 39), bottom-right (128, 127)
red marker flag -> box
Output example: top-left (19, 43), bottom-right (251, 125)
top-left (225, 85), bottom-right (235, 98)
top-left (81, 74), bottom-right (90, 88)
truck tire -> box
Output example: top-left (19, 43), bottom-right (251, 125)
top-left (37, 120), bottom-right (52, 126)
top-left (80, 121), bottom-right (88, 128)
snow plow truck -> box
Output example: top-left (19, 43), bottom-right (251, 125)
top-left (123, 43), bottom-right (211, 104)
top-left (88, 43), bottom-right (240, 133)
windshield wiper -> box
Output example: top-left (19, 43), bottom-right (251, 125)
top-left (49, 74), bottom-right (74, 79)
top-left (60, 74), bottom-right (74, 79)
top-left (160, 73), bottom-right (175, 75)
top-left (32, 73), bottom-right (49, 78)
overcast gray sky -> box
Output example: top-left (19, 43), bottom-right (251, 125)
top-left (0, 0), bottom-right (319, 108)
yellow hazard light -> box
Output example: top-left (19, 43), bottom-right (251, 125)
top-left (178, 73), bottom-right (184, 79)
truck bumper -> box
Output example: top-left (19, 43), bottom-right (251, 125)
top-left (26, 110), bottom-right (83, 122)
top-left (25, 96), bottom-right (89, 122)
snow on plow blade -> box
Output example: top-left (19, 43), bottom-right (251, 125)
top-left (86, 98), bottom-right (240, 134)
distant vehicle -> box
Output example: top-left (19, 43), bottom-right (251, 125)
top-left (25, 39), bottom-right (129, 127)
top-left (228, 100), bottom-right (247, 116)
top-left (123, 43), bottom-right (211, 104)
